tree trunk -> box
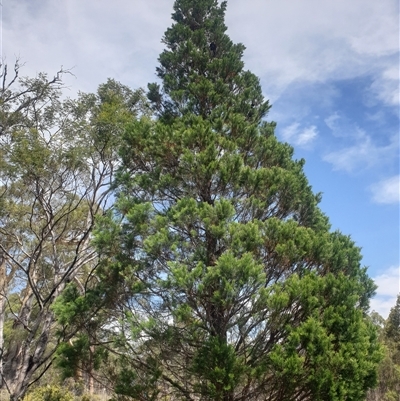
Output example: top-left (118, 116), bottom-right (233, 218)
top-left (4, 295), bottom-right (60, 400)
top-left (0, 253), bottom-right (5, 388)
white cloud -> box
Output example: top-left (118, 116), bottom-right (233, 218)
top-left (323, 112), bottom-right (355, 138)
top-left (2, 0), bottom-right (173, 94)
top-left (369, 176), bottom-right (400, 204)
top-left (2, 0), bottom-right (398, 107)
top-left (324, 113), bottom-right (340, 132)
top-left (226, 0), bottom-right (399, 105)
top-left (348, 4), bottom-right (399, 57)
top-left (323, 131), bottom-right (398, 173)
top-left (281, 123), bottom-right (318, 147)
top-left (368, 65), bottom-right (400, 107)
top-left (370, 266), bottom-right (400, 318)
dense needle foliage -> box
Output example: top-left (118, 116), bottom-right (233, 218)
top-left (90, 1), bottom-right (382, 400)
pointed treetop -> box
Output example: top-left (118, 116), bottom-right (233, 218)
top-left (171, 0), bottom-right (227, 31)
top-left (148, 0), bottom-right (270, 123)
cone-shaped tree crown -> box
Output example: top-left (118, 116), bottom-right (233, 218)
top-left (148, 0), bottom-right (269, 124)
top-left (110, 1), bottom-right (382, 400)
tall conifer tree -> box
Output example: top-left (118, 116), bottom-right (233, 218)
top-left (105, 1), bottom-right (381, 400)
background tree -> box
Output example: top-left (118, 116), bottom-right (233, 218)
top-left (385, 295), bottom-right (400, 350)
top-left (0, 68), bottom-right (145, 400)
top-left (0, 59), bottom-right (66, 395)
top-left (51, 80), bottom-right (150, 397)
top-left (97, 1), bottom-right (381, 400)
top-left (367, 296), bottom-right (400, 401)
top-left (0, 60), bottom-right (67, 138)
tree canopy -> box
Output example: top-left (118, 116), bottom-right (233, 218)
top-left (0, 67), bottom-right (146, 400)
top-left (367, 297), bottom-right (400, 401)
top-left (88, 1), bottom-right (382, 400)
top-left (0, 1), bottom-right (384, 400)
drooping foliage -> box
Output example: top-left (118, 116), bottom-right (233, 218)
top-left (0, 69), bottom-right (146, 400)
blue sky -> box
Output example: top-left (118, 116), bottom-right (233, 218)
top-left (2, 0), bottom-right (399, 317)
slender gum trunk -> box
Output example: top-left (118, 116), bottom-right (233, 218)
top-left (0, 253), bottom-right (6, 389)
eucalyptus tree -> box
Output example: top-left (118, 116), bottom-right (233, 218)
top-left (100, 1), bottom-right (382, 400)
top-left (366, 298), bottom-right (400, 401)
top-left (0, 60), bottom-right (67, 395)
top-left (0, 67), bottom-right (144, 400)
top-left (0, 60), bottom-right (66, 138)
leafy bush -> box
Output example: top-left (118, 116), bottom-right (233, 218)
top-left (23, 385), bottom-right (74, 401)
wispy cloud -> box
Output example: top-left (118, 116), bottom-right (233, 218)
top-left (369, 175), bottom-right (400, 204)
top-left (368, 64), bottom-right (400, 107)
top-left (227, 0), bottom-right (399, 106)
top-left (370, 266), bottom-right (400, 318)
top-left (2, 0), bottom-right (172, 94)
top-left (324, 113), bottom-right (341, 132)
top-left (280, 123), bottom-right (318, 147)
top-left (324, 112), bottom-right (367, 138)
top-left (323, 131), bottom-right (398, 173)
top-left (3, 0), bottom-right (397, 107)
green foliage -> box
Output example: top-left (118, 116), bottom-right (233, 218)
top-left (94, 1), bottom-right (383, 400)
top-left (0, 1), bottom-right (377, 400)
top-left (0, 66), bottom-right (149, 400)
top-left (367, 296), bottom-right (400, 400)
top-left (192, 336), bottom-right (244, 398)
top-left (22, 383), bottom-right (103, 401)
top-left (56, 334), bottom-right (107, 380)
top-left (79, 395), bottom-right (103, 401)
top-left (386, 294), bottom-right (400, 347)
top-left (22, 385), bottom-right (74, 401)
top-left (112, 357), bottom-right (161, 401)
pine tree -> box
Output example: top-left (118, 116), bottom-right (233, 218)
top-left (104, 1), bottom-right (382, 400)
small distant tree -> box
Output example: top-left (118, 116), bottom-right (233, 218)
top-left (367, 295), bottom-right (400, 401)
top-left (95, 1), bottom-right (382, 400)
top-left (386, 294), bottom-right (400, 349)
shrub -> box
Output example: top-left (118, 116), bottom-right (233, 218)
top-left (23, 385), bottom-right (74, 401)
